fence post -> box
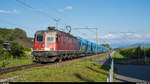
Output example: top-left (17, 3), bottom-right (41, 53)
top-left (109, 68), bottom-right (112, 82)
top-left (112, 58), bottom-right (114, 82)
top-left (107, 51), bottom-right (114, 82)
top-left (107, 78), bottom-right (109, 82)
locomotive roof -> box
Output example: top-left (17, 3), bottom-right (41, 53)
top-left (35, 28), bottom-right (77, 39)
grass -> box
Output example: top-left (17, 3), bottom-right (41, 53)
top-left (112, 50), bottom-right (142, 63)
top-left (0, 56), bottom-right (33, 68)
top-left (113, 52), bottom-right (125, 59)
top-left (112, 51), bottom-right (130, 63)
top-left (0, 53), bottom-right (110, 82)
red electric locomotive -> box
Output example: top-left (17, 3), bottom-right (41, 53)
top-left (32, 27), bottom-right (79, 63)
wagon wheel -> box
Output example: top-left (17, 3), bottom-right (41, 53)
top-left (70, 57), bottom-right (72, 60)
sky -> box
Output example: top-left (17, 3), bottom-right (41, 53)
top-left (0, 0), bottom-right (150, 45)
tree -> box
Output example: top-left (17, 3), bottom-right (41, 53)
top-left (0, 27), bottom-right (28, 42)
top-left (0, 44), bottom-right (3, 54)
top-left (146, 48), bottom-right (150, 57)
top-left (9, 28), bottom-right (27, 41)
top-left (136, 46), bottom-right (141, 58)
top-left (101, 43), bottom-right (112, 50)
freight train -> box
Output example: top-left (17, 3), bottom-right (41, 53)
top-left (32, 27), bottom-right (110, 63)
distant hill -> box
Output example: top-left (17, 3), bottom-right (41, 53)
top-left (127, 43), bottom-right (150, 48)
top-left (110, 43), bottom-right (150, 49)
top-left (110, 43), bottom-right (130, 49)
top-left (0, 27), bottom-right (33, 48)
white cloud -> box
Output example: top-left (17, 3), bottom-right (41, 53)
top-left (73, 31), bottom-right (150, 44)
top-left (64, 6), bottom-right (72, 10)
top-left (103, 34), bottom-right (113, 39)
top-left (58, 9), bottom-right (64, 12)
top-left (58, 6), bottom-right (72, 12)
top-left (99, 33), bottom-right (146, 44)
top-left (0, 9), bottom-right (19, 14)
top-left (102, 33), bottom-right (121, 40)
top-left (0, 10), bottom-right (10, 14)
top-left (133, 34), bottom-right (142, 38)
top-left (144, 33), bottom-right (150, 38)
top-left (124, 33), bottom-right (142, 39)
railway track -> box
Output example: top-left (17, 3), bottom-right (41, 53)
top-left (0, 63), bottom-right (44, 75)
top-left (0, 53), bottom-right (108, 75)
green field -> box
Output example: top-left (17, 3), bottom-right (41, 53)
top-left (113, 51), bottom-right (129, 60)
top-left (112, 51), bottom-right (129, 63)
top-left (113, 47), bottom-right (150, 63)
top-left (0, 56), bottom-right (33, 68)
top-left (0, 53), bottom-right (110, 82)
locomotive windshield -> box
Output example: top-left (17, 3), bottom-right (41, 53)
top-left (36, 35), bottom-right (43, 42)
top-left (47, 37), bottom-right (54, 42)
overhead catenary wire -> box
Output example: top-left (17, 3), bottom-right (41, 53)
top-left (39, 0), bottom-right (82, 31)
top-left (72, 28), bottom-right (94, 37)
top-left (16, 0), bottom-right (68, 30)
top-left (39, 0), bottom-right (68, 20)
top-left (72, 29), bottom-right (87, 37)
top-left (108, 32), bottom-right (130, 44)
top-left (3, 0), bottom-right (86, 38)
top-left (16, 0), bottom-right (97, 35)
top-left (16, 0), bottom-right (56, 21)
top-left (15, 0), bottom-right (103, 45)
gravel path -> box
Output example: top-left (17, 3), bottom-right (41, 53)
top-left (95, 51), bottom-right (115, 65)
top-left (95, 55), bottom-right (110, 65)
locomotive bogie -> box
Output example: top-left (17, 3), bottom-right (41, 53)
top-left (33, 51), bottom-right (80, 62)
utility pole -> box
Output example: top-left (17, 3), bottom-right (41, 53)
top-left (2, 41), bottom-right (11, 68)
top-left (96, 28), bottom-right (98, 54)
top-left (143, 42), bottom-right (147, 64)
top-left (138, 45), bottom-right (141, 64)
top-left (54, 19), bottom-right (60, 29)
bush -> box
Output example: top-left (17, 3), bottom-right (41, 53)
top-left (0, 44), bottom-right (11, 61)
top-left (146, 48), bottom-right (150, 57)
top-left (0, 39), bottom-right (3, 44)
top-left (0, 44), bottom-right (3, 54)
top-left (10, 42), bottom-right (25, 58)
top-left (119, 47), bottom-right (150, 59)
top-left (24, 47), bottom-right (31, 52)
top-left (0, 44), bottom-right (3, 59)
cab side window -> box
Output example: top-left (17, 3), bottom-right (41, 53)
top-left (56, 36), bottom-right (59, 43)
top-left (56, 35), bottom-right (61, 43)
top-left (74, 41), bottom-right (76, 46)
top-left (68, 38), bottom-right (71, 44)
top-left (63, 37), bottom-right (66, 44)
top-left (72, 39), bottom-right (74, 45)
